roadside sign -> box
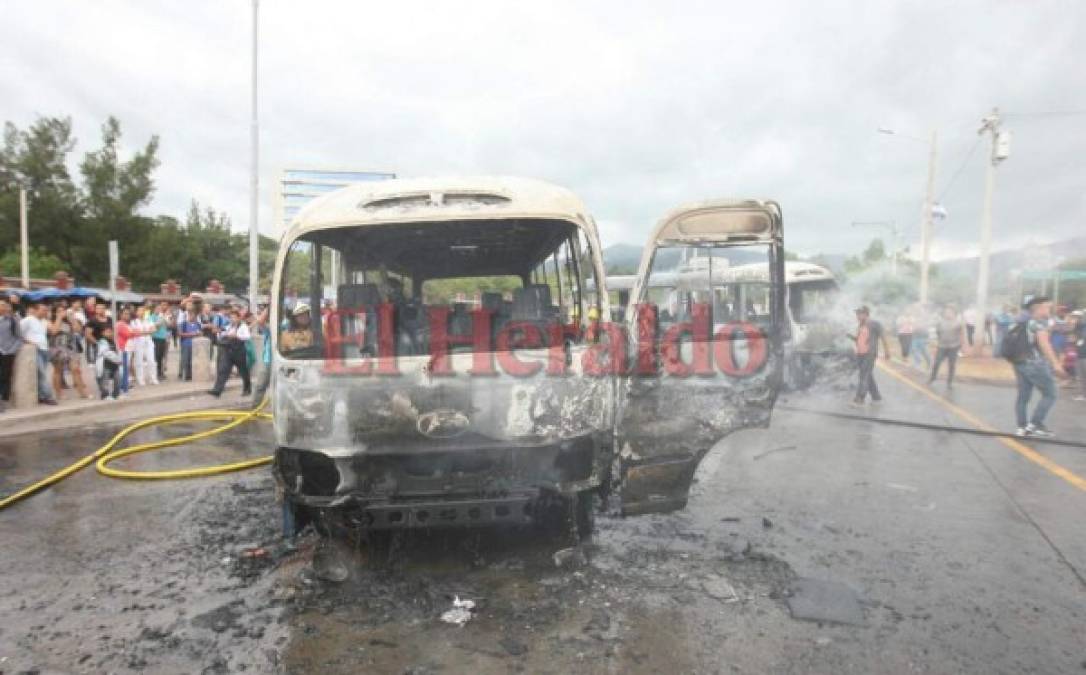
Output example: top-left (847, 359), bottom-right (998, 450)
top-left (108, 240), bottom-right (119, 280)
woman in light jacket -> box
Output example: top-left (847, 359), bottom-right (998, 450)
top-left (129, 306), bottom-right (158, 386)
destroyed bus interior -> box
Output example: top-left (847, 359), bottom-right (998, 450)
top-left (272, 212), bottom-right (609, 538)
top-left (277, 218), bottom-right (600, 361)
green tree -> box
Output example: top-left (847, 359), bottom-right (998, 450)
top-left (0, 247), bottom-right (68, 279)
top-left (0, 117), bottom-right (83, 275)
top-left (77, 117), bottom-right (160, 283)
top-left (862, 238), bottom-right (886, 266)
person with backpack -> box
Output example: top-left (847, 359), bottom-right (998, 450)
top-left (1071, 310), bottom-right (1085, 402)
top-left (1003, 296), bottom-right (1067, 437)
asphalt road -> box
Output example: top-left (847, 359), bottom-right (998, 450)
top-left (0, 365), bottom-right (1084, 674)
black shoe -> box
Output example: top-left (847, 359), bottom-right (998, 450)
top-left (242, 390), bottom-right (252, 396)
top-left (207, 390), bottom-right (221, 398)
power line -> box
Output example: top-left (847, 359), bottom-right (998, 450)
top-left (937, 135), bottom-right (982, 202)
top-left (1002, 110), bottom-right (1086, 118)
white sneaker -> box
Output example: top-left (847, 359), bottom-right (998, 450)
top-left (1073, 395), bottom-right (1086, 402)
top-left (1025, 424), bottom-right (1055, 438)
top-left (1015, 427), bottom-right (1029, 437)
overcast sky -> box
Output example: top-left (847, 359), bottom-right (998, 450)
top-left (2, 0), bottom-right (1084, 260)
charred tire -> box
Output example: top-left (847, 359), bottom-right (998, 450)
top-left (574, 490), bottom-right (596, 539)
top-left (535, 490), bottom-right (595, 540)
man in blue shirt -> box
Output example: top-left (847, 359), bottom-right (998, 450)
top-left (1013, 296), bottom-right (1068, 437)
top-left (149, 302), bottom-right (171, 381)
top-left (177, 300), bottom-right (202, 382)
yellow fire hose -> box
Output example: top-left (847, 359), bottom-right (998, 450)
top-left (0, 401), bottom-right (273, 511)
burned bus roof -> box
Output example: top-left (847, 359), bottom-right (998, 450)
top-left (284, 176), bottom-right (595, 239)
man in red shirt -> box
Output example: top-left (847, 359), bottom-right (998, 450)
top-left (850, 305), bottom-right (892, 406)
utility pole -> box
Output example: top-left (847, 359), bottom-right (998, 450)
top-left (919, 131), bottom-right (938, 305)
top-left (877, 127), bottom-right (939, 303)
top-left (248, 0), bottom-right (260, 310)
top-left (19, 187), bottom-right (29, 288)
top-left (975, 107), bottom-right (1008, 346)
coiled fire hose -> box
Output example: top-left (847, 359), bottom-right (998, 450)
top-left (0, 401), bottom-right (272, 511)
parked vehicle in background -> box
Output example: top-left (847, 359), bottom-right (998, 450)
top-left (605, 260), bottom-right (842, 390)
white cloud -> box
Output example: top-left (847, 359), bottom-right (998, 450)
top-left (2, 0), bottom-right (1084, 257)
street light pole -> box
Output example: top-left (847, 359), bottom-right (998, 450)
top-left (19, 187), bottom-right (29, 289)
top-left (248, 0), bottom-right (260, 309)
top-left (877, 127), bottom-right (939, 304)
top-left (976, 107), bottom-right (1006, 340)
top-left (919, 130), bottom-right (938, 305)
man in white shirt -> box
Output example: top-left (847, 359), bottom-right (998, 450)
top-left (963, 306), bottom-right (979, 347)
top-left (207, 308), bottom-right (251, 397)
top-left (20, 302), bottom-right (57, 405)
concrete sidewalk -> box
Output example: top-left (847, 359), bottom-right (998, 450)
top-left (0, 378), bottom-right (246, 437)
top-left (891, 342), bottom-right (1019, 386)
top-left (2, 336), bottom-right (264, 436)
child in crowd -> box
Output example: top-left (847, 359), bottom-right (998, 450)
top-left (95, 325), bottom-right (123, 400)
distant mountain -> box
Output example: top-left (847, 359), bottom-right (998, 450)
top-left (601, 244), bottom-right (645, 272)
top-left (933, 236), bottom-right (1086, 281)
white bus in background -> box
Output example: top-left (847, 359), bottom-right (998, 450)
top-left (602, 259), bottom-right (842, 388)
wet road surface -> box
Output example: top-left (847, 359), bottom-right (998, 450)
top-left (1, 366), bottom-right (1084, 674)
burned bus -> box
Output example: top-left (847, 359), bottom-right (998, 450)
top-left (269, 177), bottom-right (786, 536)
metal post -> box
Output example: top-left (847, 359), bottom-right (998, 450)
top-left (976, 152), bottom-right (995, 318)
top-left (919, 131), bottom-right (938, 305)
top-left (19, 188), bottom-right (29, 288)
top-left (889, 223), bottom-right (899, 277)
top-left (108, 241), bottom-right (119, 322)
top-left (248, 0), bottom-right (260, 310)
top-left (975, 108), bottom-right (1002, 346)
top-left (1052, 270), bottom-right (1061, 305)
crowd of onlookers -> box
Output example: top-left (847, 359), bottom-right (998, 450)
top-left (890, 301), bottom-right (1084, 393)
top-left (0, 291), bottom-right (271, 413)
top-left (886, 298), bottom-right (1084, 437)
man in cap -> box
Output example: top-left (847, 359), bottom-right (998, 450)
top-left (280, 303), bottom-right (314, 352)
top-left (849, 305), bottom-right (891, 406)
top-left (1012, 296), bottom-right (1066, 436)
